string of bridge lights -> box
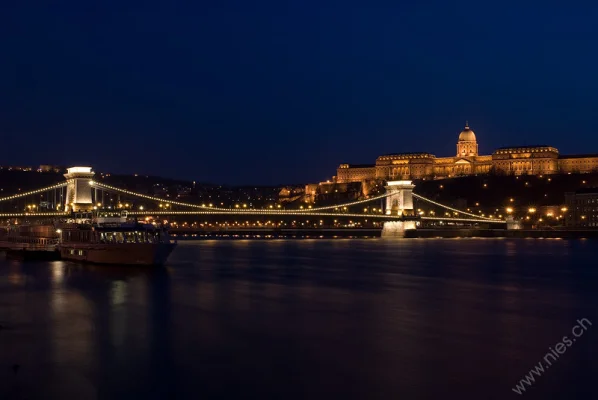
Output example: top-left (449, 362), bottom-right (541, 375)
top-left (129, 211), bottom-right (396, 218)
top-left (0, 180), bottom-right (502, 223)
top-left (90, 181), bottom-right (395, 213)
top-left (0, 181), bottom-right (502, 224)
top-left (125, 210), bottom-right (504, 223)
top-left (93, 180), bottom-right (502, 222)
top-left (420, 216), bottom-right (504, 224)
top-left (0, 183), bottom-right (67, 203)
top-left (0, 208), bottom-right (499, 223)
top-left (0, 212), bottom-right (68, 218)
top-left (412, 193), bottom-right (498, 221)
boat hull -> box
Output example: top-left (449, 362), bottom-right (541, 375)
top-left (5, 249), bottom-right (61, 261)
top-left (59, 242), bottom-right (177, 266)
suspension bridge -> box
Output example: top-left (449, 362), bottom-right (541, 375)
top-left (0, 167), bottom-right (513, 236)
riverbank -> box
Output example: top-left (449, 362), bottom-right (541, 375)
top-left (171, 228), bottom-right (382, 239)
top-left (406, 228), bottom-right (598, 239)
top-left (172, 227), bottom-right (598, 240)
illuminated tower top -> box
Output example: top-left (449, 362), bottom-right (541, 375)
top-left (457, 122), bottom-right (478, 157)
top-left (64, 166), bottom-right (95, 212)
top-left (458, 121), bottom-right (477, 142)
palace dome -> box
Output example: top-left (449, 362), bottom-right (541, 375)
top-left (458, 122), bottom-right (476, 142)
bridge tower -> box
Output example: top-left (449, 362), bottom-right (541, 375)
top-left (382, 180), bottom-right (417, 238)
top-left (64, 166), bottom-right (95, 212)
top-left (384, 180), bottom-right (415, 216)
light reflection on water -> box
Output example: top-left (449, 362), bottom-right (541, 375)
top-left (0, 239), bottom-right (597, 399)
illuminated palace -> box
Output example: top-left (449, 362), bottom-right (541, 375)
top-left (335, 123), bottom-right (598, 183)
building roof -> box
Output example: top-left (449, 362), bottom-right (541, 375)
top-left (379, 152), bottom-right (435, 158)
top-left (345, 164), bottom-right (375, 168)
top-left (559, 154), bottom-right (598, 159)
top-left (495, 145), bottom-right (551, 150)
top-left (458, 122), bottom-right (476, 142)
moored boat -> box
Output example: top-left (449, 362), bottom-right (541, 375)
top-left (0, 223), bottom-right (61, 261)
top-left (57, 210), bottom-right (177, 266)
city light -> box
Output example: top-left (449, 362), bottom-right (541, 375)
top-left (0, 175), bottom-right (510, 224)
top-left (92, 181), bottom-right (395, 213)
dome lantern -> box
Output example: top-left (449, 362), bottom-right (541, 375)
top-left (458, 121), bottom-right (476, 142)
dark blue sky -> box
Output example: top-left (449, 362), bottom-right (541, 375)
top-left (1, 1), bottom-right (597, 184)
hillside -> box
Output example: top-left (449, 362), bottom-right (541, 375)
top-left (414, 173), bottom-right (596, 215)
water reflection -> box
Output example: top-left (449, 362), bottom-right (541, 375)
top-left (111, 280), bottom-right (127, 306)
top-left (51, 262), bottom-right (65, 286)
top-left (1, 240), bottom-right (598, 399)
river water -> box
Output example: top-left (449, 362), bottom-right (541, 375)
top-left (0, 239), bottom-right (597, 399)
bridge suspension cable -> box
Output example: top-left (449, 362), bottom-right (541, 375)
top-left (420, 216), bottom-right (504, 224)
top-left (91, 181), bottom-right (393, 213)
top-left (127, 210), bottom-right (505, 223)
top-left (130, 211), bottom-right (394, 218)
top-left (412, 193), bottom-right (497, 221)
top-left (0, 182), bottom-right (67, 203)
top-left (0, 212), bottom-right (68, 218)
top-left (0, 181), bottom-right (503, 224)
top-left (91, 181), bottom-right (503, 222)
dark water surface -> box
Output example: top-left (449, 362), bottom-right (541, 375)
top-left (1, 239), bottom-right (597, 399)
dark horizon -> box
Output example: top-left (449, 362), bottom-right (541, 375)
top-left (2, 1), bottom-right (597, 185)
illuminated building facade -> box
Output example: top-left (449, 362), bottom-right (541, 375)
top-left (336, 123), bottom-right (598, 183)
top-left (565, 188), bottom-right (598, 228)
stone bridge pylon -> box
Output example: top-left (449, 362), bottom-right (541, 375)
top-left (64, 167), bottom-right (95, 212)
top-left (384, 180), bottom-right (415, 216)
top-left (382, 180), bottom-right (417, 238)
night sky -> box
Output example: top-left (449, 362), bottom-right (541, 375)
top-left (1, 1), bottom-right (597, 185)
